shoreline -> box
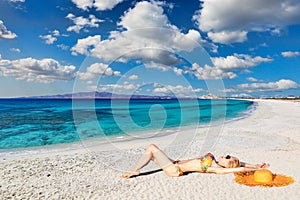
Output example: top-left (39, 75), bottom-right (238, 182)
top-left (0, 99), bottom-right (256, 158)
top-left (1, 99), bottom-right (300, 199)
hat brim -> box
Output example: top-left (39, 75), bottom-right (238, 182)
top-left (234, 171), bottom-right (294, 187)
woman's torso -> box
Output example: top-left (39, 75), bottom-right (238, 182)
top-left (177, 153), bottom-right (215, 173)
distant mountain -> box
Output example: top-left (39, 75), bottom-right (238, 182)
top-left (18, 92), bottom-right (177, 99)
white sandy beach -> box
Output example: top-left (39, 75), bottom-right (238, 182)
top-left (1, 99), bottom-right (300, 199)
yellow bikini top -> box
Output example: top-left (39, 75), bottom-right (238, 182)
top-left (200, 153), bottom-right (215, 172)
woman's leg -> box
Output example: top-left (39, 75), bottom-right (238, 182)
top-left (121, 144), bottom-right (180, 178)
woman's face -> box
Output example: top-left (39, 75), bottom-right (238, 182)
top-left (218, 155), bottom-right (238, 168)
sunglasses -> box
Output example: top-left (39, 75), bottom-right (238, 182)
top-left (225, 155), bottom-right (231, 159)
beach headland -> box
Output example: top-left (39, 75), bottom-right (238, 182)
top-left (1, 99), bottom-right (300, 199)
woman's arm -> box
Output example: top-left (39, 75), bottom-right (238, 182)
top-left (206, 167), bottom-right (256, 174)
top-left (240, 162), bottom-right (270, 169)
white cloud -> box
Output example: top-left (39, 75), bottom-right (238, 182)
top-left (249, 43), bottom-right (269, 51)
top-left (76, 62), bottom-right (121, 80)
top-left (281, 51), bottom-right (300, 58)
top-left (128, 74), bottom-right (139, 80)
top-left (173, 67), bottom-right (183, 76)
top-left (247, 77), bottom-right (258, 82)
top-left (143, 60), bottom-right (191, 76)
top-left (237, 79), bottom-right (299, 92)
top-left (57, 44), bottom-right (69, 51)
top-left (211, 54), bottom-right (273, 71)
top-left (71, 0), bottom-right (93, 11)
top-left (39, 30), bottom-right (60, 44)
top-left (185, 54), bottom-right (272, 80)
top-left (71, 35), bottom-right (101, 56)
top-left (52, 30), bottom-right (60, 36)
top-left (0, 20), bottom-right (17, 39)
top-left (71, 1), bottom-right (204, 65)
top-left (8, 0), bottom-right (25, 2)
top-left (0, 56), bottom-right (76, 83)
top-left (153, 83), bottom-right (205, 97)
top-left (207, 31), bottom-right (247, 44)
top-left (247, 77), bottom-right (264, 82)
top-left (94, 0), bottom-right (124, 11)
top-left (40, 35), bottom-right (57, 45)
top-left (194, 0), bottom-right (300, 44)
top-left (66, 13), bottom-right (104, 33)
top-left (118, 1), bottom-right (168, 30)
top-left (10, 48), bottom-right (20, 53)
top-left (187, 63), bottom-right (237, 80)
top-left (97, 82), bottom-right (139, 93)
top-left (230, 93), bottom-right (252, 98)
top-left (220, 88), bottom-right (237, 93)
top-left (71, 0), bottom-right (123, 11)
top-left (144, 61), bottom-right (171, 72)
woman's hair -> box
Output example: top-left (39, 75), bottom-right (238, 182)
top-left (227, 158), bottom-right (240, 168)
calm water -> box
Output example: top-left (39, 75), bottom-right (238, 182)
top-left (0, 99), bottom-right (253, 150)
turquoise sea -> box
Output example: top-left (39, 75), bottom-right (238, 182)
top-left (0, 99), bottom-right (253, 150)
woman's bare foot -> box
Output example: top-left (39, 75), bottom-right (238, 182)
top-left (120, 170), bottom-right (140, 178)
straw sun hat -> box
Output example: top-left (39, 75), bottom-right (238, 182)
top-left (234, 169), bottom-right (294, 187)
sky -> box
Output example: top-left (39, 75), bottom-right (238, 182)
top-left (0, 0), bottom-right (300, 98)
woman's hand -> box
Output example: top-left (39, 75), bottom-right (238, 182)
top-left (255, 162), bottom-right (270, 169)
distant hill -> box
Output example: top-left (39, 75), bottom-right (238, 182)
top-left (17, 92), bottom-right (177, 99)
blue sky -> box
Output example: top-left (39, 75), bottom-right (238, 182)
top-left (0, 0), bottom-right (299, 98)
